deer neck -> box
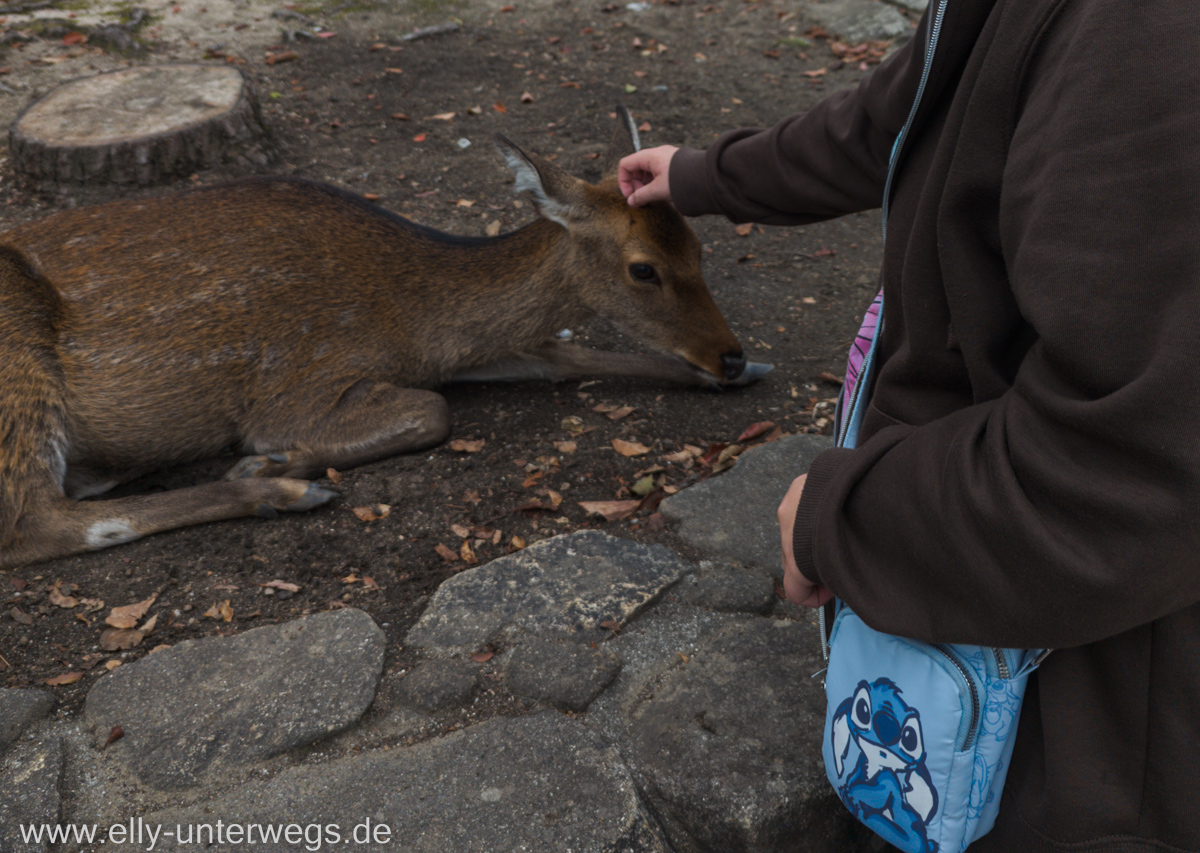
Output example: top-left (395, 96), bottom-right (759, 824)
top-left (401, 218), bottom-right (593, 381)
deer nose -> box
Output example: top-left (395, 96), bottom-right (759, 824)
top-left (721, 351), bottom-right (746, 381)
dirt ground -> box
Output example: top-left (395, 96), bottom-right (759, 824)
top-left (0, 0), bottom-right (913, 708)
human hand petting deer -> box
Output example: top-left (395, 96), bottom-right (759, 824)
top-left (619, 146), bottom-right (830, 610)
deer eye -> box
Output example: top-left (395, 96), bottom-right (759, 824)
top-left (629, 262), bottom-right (658, 283)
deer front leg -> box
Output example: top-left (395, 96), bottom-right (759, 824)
top-left (226, 381), bottom-right (451, 481)
top-left (448, 341), bottom-right (773, 387)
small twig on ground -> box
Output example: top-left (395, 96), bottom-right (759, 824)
top-left (0, 0), bottom-right (61, 13)
top-left (401, 22), bottom-right (460, 41)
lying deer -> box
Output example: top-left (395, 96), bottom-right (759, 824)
top-left (0, 107), bottom-right (768, 569)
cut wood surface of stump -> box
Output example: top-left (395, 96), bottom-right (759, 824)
top-left (10, 64), bottom-right (273, 188)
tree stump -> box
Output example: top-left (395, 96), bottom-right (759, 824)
top-left (9, 64), bottom-right (274, 188)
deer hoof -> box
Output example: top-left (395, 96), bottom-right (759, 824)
top-left (226, 456), bottom-right (268, 480)
top-left (286, 482), bottom-right (338, 513)
top-left (255, 503), bottom-right (280, 519)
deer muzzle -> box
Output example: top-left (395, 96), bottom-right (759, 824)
top-left (721, 351), bottom-right (747, 381)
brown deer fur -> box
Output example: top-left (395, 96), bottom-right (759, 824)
top-left (0, 108), bottom-right (758, 568)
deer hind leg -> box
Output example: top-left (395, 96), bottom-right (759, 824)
top-left (1, 479), bottom-right (337, 569)
top-left (0, 249), bottom-right (336, 569)
top-left (226, 381), bottom-right (451, 482)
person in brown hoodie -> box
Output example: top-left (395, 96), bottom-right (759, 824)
top-left (619, 1), bottom-right (1200, 850)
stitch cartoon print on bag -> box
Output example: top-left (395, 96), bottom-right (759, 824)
top-left (832, 678), bottom-right (939, 853)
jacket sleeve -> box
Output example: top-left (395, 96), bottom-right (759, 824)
top-left (668, 32), bottom-right (926, 225)
top-left (793, 3), bottom-right (1200, 651)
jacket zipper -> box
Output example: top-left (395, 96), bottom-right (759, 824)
top-left (836, 0), bottom-right (949, 446)
top-left (881, 0), bottom-right (949, 239)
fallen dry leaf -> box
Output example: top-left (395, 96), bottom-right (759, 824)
top-left (61, 31), bottom-right (87, 45)
top-left (710, 444), bottom-right (747, 474)
top-left (431, 111), bottom-right (456, 121)
top-left (471, 650), bottom-right (495, 662)
top-left (737, 421), bottom-right (777, 442)
top-left (578, 499), bottom-right (641, 521)
top-left (612, 438), bottom-right (652, 457)
top-left (362, 576), bottom-right (380, 591)
top-left (449, 437), bottom-right (486, 452)
top-left (485, 220), bottom-right (502, 237)
top-left (662, 449), bottom-right (694, 464)
top-left (451, 523), bottom-right (472, 539)
top-left (326, 467), bottom-right (344, 484)
top-left (817, 371), bottom-right (845, 385)
top-left (599, 619), bottom-right (621, 634)
top-left (803, 67), bottom-right (828, 78)
top-left (435, 542), bottom-right (460, 562)
top-left (104, 660), bottom-right (122, 671)
top-left (606, 405), bottom-right (635, 420)
top-left (204, 600), bottom-right (234, 622)
top-left (49, 581), bottom-right (79, 609)
top-left (391, 112), bottom-right (410, 120)
top-left (493, 101), bottom-right (508, 113)
top-left (105, 725), bottom-right (124, 747)
top-left (520, 91), bottom-right (534, 103)
top-left (351, 504), bottom-right (391, 522)
top-left (510, 535), bottom-right (526, 550)
top-left (106, 594), bottom-right (157, 629)
top-left (264, 50), bottom-right (300, 65)
top-left (10, 607), bottom-right (33, 626)
top-left (561, 415), bottom-right (590, 435)
top-left (100, 627), bottom-right (144, 652)
top-left (44, 672), bottom-right (84, 686)
top-left (553, 440), bottom-right (577, 453)
top-left (460, 540), bottom-right (478, 564)
top-left (259, 580), bottom-right (301, 593)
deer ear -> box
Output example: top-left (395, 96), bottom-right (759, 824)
top-left (495, 134), bottom-right (587, 228)
top-left (601, 104), bottom-right (641, 179)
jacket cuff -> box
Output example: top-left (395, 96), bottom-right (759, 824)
top-left (668, 147), bottom-right (719, 217)
top-left (792, 447), bottom-right (854, 585)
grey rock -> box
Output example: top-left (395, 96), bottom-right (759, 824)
top-left (507, 640), bottom-right (623, 712)
top-left (125, 713), bottom-right (669, 853)
top-left (661, 435), bottom-right (832, 577)
top-left (392, 658), bottom-right (478, 714)
top-left (406, 530), bottom-right (690, 654)
top-left (624, 618), bottom-right (867, 853)
top-left (85, 608), bottom-right (385, 790)
top-left (807, 0), bottom-right (913, 42)
top-left (0, 737), bottom-right (63, 852)
top-left (884, 0), bottom-right (928, 11)
top-left (0, 688), bottom-right (54, 753)
top-left (690, 565), bottom-right (777, 614)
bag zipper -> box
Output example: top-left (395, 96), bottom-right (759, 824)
top-left (934, 644), bottom-right (981, 751)
top-left (993, 648), bottom-right (1010, 680)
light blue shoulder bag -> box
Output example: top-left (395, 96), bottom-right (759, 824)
top-left (819, 293), bottom-right (1048, 853)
